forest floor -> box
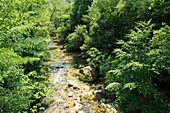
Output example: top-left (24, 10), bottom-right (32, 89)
top-left (43, 38), bottom-right (116, 113)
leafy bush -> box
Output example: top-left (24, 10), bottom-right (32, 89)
top-left (86, 47), bottom-right (106, 69)
top-left (56, 26), bottom-right (70, 40)
top-left (70, 0), bottom-right (92, 31)
top-left (0, 48), bottom-right (30, 112)
top-left (105, 21), bottom-right (170, 113)
top-left (50, 0), bottom-right (72, 38)
top-left (66, 25), bottom-right (88, 51)
top-left (0, 0), bottom-right (51, 112)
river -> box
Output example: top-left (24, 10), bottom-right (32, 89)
top-left (43, 38), bottom-right (116, 113)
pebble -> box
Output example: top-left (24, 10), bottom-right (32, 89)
top-left (83, 86), bottom-right (90, 92)
top-left (69, 102), bottom-right (75, 108)
top-left (94, 89), bottom-right (103, 94)
top-left (78, 111), bottom-right (86, 113)
top-left (68, 92), bottom-right (74, 97)
top-left (67, 80), bottom-right (79, 88)
top-left (64, 102), bottom-right (75, 108)
top-left (72, 103), bottom-right (83, 111)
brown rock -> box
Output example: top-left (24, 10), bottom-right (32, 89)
top-left (73, 97), bottom-right (78, 100)
top-left (79, 66), bottom-right (97, 82)
top-left (69, 102), bottom-right (75, 108)
top-left (83, 86), bottom-right (90, 92)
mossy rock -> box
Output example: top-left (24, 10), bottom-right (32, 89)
top-left (78, 66), bottom-right (98, 82)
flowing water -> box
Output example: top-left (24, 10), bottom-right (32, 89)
top-left (43, 38), bottom-right (116, 113)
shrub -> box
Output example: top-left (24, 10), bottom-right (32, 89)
top-left (105, 21), bottom-right (170, 113)
top-left (0, 48), bottom-right (30, 112)
top-left (66, 25), bottom-right (88, 51)
top-left (86, 47), bottom-right (106, 69)
top-left (0, 0), bottom-right (51, 112)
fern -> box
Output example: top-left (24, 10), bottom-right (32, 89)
top-left (106, 82), bottom-right (122, 92)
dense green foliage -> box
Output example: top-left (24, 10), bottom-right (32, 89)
top-left (0, 0), bottom-right (52, 112)
top-left (55, 0), bottom-right (170, 112)
top-left (70, 0), bottom-right (92, 31)
top-left (105, 21), bottom-right (170, 112)
top-left (50, 0), bottom-right (72, 38)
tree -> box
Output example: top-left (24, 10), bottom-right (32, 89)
top-left (105, 21), bottom-right (170, 113)
top-left (70, 0), bottom-right (92, 31)
top-left (0, 48), bottom-right (30, 112)
top-left (0, 0), bottom-right (51, 112)
top-left (81, 0), bottom-right (170, 53)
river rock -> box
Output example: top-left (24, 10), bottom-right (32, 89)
top-left (94, 89), bottom-right (103, 94)
top-left (64, 102), bottom-right (75, 108)
top-left (79, 66), bottom-right (97, 82)
top-left (67, 80), bottom-right (78, 87)
top-left (56, 65), bottom-right (64, 68)
top-left (69, 102), bottom-right (75, 108)
top-left (68, 92), bottom-right (74, 97)
top-left (72, 103), bottom-right (83, 112)
top-left (78, 111), bottom-right (86, 113)
top-left (82, 85), bottom-right (90, 92)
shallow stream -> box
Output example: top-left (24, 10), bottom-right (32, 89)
top-left (43, 39), bottom-right (116, 113)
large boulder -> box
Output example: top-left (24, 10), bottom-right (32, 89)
top-left (79, 66), bottom-right (97, 82)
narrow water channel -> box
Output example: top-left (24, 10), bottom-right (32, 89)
top-left (44, 38), bottom-right (116, 113)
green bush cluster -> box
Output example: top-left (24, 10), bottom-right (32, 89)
top-left (50, 0), bottom-right (72, 39)
top-left (66, 25), bottom-right (88, 51)
top-left (0, 0), bottom-right (52, 112)
top-left (105, 21), bottom-right (170, 112)
top-left (55, 0), bottom-right (170, 112)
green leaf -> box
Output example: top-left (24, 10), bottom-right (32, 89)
top-left (106, 82), bottom-right (122, 92)
top-left (123, 82), bottom-right (137, 90)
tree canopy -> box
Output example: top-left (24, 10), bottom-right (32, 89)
top-left (0, 0), bottom-right (51, 112)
